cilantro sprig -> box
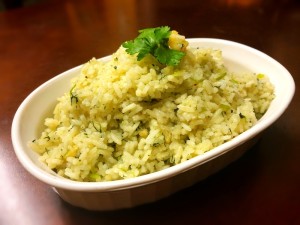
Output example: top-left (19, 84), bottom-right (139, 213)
top-left (122, 26), bottom-right (185, 66)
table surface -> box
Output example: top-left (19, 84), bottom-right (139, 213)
top-left (1, 0), bottom-right (300, 224)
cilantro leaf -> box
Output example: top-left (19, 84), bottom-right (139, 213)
top-left (122, 26), bottom-right (185, 66)
top-left (122, 38), bottom-right (151, 60)
top-left (154, 47), bottom-right (185, 66)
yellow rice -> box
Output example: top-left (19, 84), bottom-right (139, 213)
top-left (29, 42), bottom-right (274, 182)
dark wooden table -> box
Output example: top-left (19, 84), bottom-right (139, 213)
top-left (1, 0), bottom-right (299, 224)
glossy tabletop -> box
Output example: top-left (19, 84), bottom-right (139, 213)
top-left (0, 0), bottom-right (299, 224)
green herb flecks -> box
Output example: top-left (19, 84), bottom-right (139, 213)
top-left (70, 84), bottom-right (78, 105)
top-left (92, 121), bottom-right (101, 133)
top-left (239, 113), bottom-right (246, 119)
top-left (122, 26), bottom-right (185, 66)
top-left (257, 73), bottom-right (265, 79)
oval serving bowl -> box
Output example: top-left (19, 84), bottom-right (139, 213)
top-left (11, 39), bottom-right (295, 211)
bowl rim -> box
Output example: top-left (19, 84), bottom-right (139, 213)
top-left (11, 38), bottom-right (295, 192)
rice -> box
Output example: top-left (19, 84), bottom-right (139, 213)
top-left (29, 43), bottom-right (274, 182)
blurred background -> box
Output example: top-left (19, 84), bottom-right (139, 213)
top-left (1, 0), bottom-right (299, 77)
top-left (0, 0), bottom-right (45, 11)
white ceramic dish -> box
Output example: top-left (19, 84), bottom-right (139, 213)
top-left (11, 38), bottom-right (295, 211)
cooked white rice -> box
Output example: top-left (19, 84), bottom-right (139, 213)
top-left (29, 43), bottom-right (274, 182)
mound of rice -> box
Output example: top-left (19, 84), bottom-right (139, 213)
top-left (29, 42), bottom-right (274, 182)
